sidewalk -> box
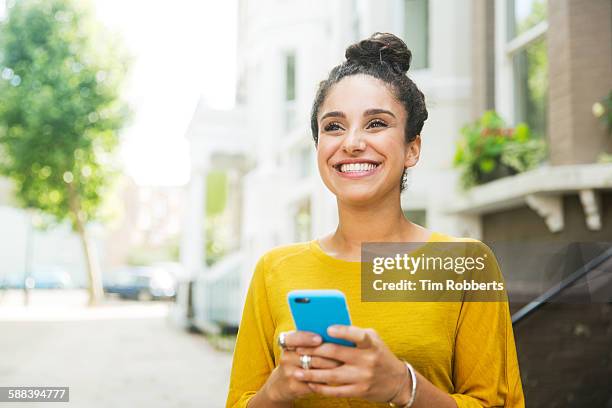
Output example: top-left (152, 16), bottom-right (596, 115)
top-left (0, 290), bottom-right (233, 408)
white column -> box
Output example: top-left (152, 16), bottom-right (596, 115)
top-left (180, 168), bottom-right (206, 278)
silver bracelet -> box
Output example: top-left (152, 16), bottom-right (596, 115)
top-left (389, 361), bottom-right (417, 408)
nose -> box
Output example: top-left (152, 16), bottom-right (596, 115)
top-left (342, 128), bottom-right (366, 154)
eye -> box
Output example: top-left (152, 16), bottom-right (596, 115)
top-left (324, 122), bottom-right (344, 132)
top-left (367, 119), bottom-right (388, 129)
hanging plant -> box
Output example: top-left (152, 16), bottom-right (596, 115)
top-left (453, 111), bottom-right (547, 189)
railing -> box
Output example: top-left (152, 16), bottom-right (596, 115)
top-left (192, 253), bottom-right (243, 331)
top-left (511, 246), bottom-right (612, 325)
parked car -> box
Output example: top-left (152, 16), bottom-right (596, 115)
top-left (103, 266), bottom-right (177, 301)
top-left (0, 266), bottom-right (74, 289)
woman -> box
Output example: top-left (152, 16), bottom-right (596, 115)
top-left (226, 32), bottom-right (524, 408)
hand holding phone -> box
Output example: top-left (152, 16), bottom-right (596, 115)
top-left (287, 289), bottom-right (355, 347)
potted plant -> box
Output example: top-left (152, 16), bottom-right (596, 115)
top-left (453, 111), bottom-right (547, 189)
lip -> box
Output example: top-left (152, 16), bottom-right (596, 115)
top-left (332, 160), bottom-right (383, 179)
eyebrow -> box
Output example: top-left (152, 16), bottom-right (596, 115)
top-left (364, 108), bottom-right (396, 118)
top-left (320, 111), bottom-right (346, 121)
top-left (320, 108), bottom-right (396, 121)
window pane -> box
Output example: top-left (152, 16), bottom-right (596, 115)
top-left (508, 0), bottom-right (547, 38)
top-left (513, 36), bottom-right (548, 137)
top-left (403, 0), bottom-right (428, 70)
top-left (285, 53), bottom-right (296, 101)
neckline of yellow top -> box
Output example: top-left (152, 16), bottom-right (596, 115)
top-left (309, 231), bottom-right (443, 269)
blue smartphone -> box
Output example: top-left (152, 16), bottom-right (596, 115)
top-left (287, 289), bottom-right (355, 347)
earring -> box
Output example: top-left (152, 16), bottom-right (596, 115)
top-left (401, 168), bottom-right (408, 190)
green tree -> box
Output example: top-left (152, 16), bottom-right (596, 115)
top-left (0, 0), bottom-right (130, 304)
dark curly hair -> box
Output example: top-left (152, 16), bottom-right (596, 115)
top-left (310, 32), bottom-right (428, 191)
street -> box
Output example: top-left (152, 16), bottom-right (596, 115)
top-left (0, 291), bottom-right (233, 408)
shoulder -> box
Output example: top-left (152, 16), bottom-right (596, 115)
top-left (431, 231), bottom-right (496, 257)
top-left (256, 241), bottom-right (313, 271)
top-left (430, 231), bottom-right (477, 243)
top-left (432, 231), bottom-right (486, 245)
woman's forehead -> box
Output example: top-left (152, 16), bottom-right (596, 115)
top-left (320, 75), bottom-right (404, 118)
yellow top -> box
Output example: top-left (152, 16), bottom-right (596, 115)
top-left (226, 232), bottom-right (525, 408)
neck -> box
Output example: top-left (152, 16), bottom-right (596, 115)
top-left (331, 190), bottom-right (413, 252)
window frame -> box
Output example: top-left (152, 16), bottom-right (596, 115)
top-left (282, 50), bottom-right (297, 131)
top-left (396, 0), bottom-right (430, 72)
top-left (495, 0), bottom-right (548, 125)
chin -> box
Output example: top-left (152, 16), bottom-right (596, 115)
top-left (334, 185), bottom-right (382, 205)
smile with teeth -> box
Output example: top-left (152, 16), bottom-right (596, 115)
top-left (336, 162), bottom-right (380, 173)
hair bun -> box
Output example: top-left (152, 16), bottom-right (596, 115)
top-left (345, 32), bottom-right (412, 74)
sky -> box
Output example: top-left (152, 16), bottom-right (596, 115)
top-left (93, 0), bottom-right (237, 186)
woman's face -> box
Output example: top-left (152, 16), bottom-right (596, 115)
top-left (316, 74), bottom-right (421, 205)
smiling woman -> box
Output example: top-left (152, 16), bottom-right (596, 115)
top-left (226, 33), bottom-right (525, 408)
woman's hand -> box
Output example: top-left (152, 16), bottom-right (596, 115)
top-left (261, 330), bottom-right (343, 404)
top-left (294, 325), bottom-right (410, 404)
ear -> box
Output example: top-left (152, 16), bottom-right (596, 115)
top-left (403, 135), bottom-right (421, 169)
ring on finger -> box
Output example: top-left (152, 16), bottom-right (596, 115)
top-left (300, 354), bottom-right (312, 370)
top-left (277, 332), bottom-right (289, 351)
top-left (277, 332), bottom-right (296, 351)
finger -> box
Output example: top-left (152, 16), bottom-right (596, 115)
top-left (307, 382), bottom-right (363, 398)
top-left (283, 351), bottom-right (343, 369)
top-left (298, 365), bottom-right (361, 385)
top-left (296, 342), bottom-right (357, 363)
top-left (328, 325), bottom-right (375, 349)
top-left (283, 330), bottom-right (322, 348)
top-left (309, 356), bottom-right (342, 369)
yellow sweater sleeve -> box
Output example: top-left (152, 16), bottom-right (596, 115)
top-left (226, 256), bottom-right (276, 408)
top-left (449, 243), bottom-right (525, 408)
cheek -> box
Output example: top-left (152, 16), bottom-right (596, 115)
top-left (315, 138), bottom-right (340, 168)
top-left (370, 136), bottom-right (407, 166)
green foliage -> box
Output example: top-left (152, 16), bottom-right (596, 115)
top-left (0, 0), bottom-right (130, 228)
top-left (592, 91), bottom-right (612, 135)
top-left (205, 216), bottom-right (228, 267)
top-left (206, 171), bottom-right (227, 217)
top-left (453, 111), bottom-right (547, 189)
top-left (516, 0), bottom-right (547, 36)
top-left (598, 153), bottom-right (612, 164)
top-left (515, 0), bottom-right (548, 138)
top-left (204, 171), bottom-right (231, 266)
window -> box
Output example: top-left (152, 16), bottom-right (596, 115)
top-left (285, 53), bottom-right (296, 101)
top-left (506, 0), bottom-right (548, 137)
top-left (284, 52), bottom-right (297, 130)
top-left (508, 0), bottom-right (546, 38)
top-left (403, 0), bottom-right (429, 70)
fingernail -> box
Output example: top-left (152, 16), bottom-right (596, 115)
top-left (312, 335), bottom-right (321, 343)
top-left (328, 325), bottom-right (339, 335)
top-left (295, 371), bottom-right (304, 379)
